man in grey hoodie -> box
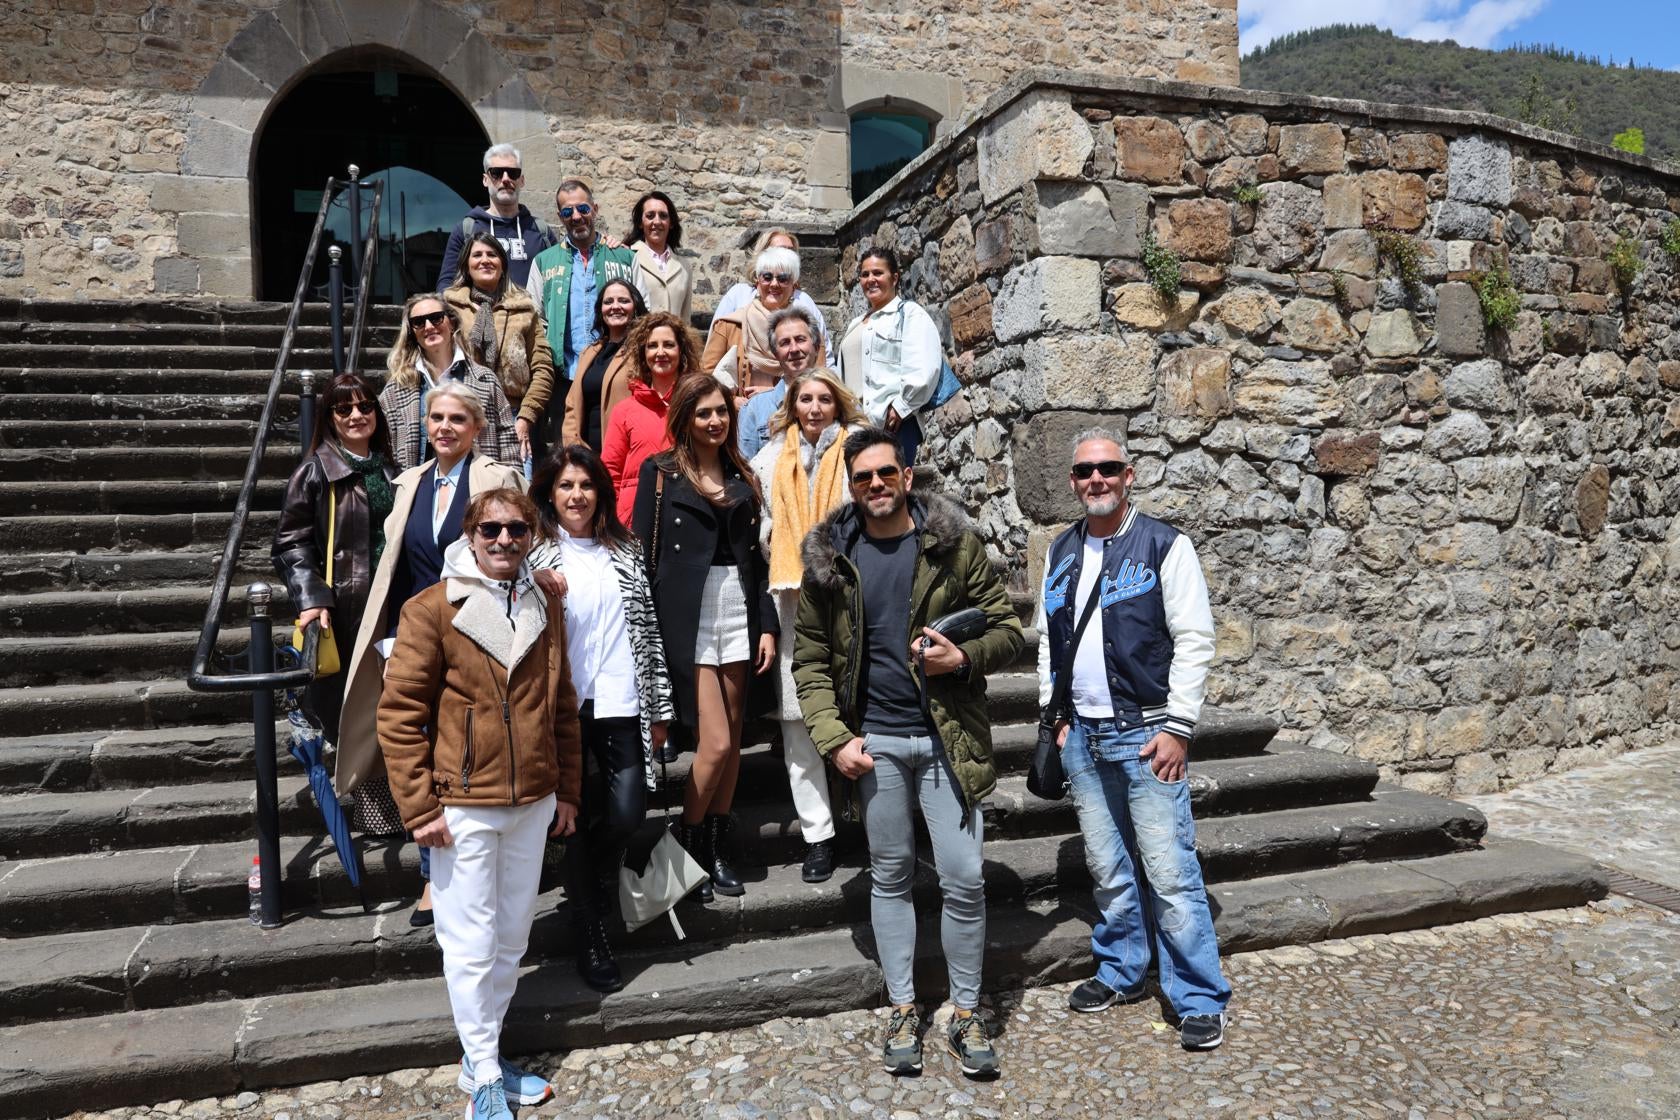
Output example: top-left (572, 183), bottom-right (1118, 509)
top-left (437, 143), bottom-right (557, 290)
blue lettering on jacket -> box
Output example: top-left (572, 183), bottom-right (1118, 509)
top-left (1043, 554), bottom-right (1075, 616)
top-left (1100, 559), bottom-right (1157, 606)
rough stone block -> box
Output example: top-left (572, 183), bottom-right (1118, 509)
top-left (978, 90), bottom-right (1093, 203)
top-left (1434, 201), bottom-right (1495, 241)
top-left (1036, 182), bottom-right (1125, 257)
top-left (1155, 197), bottom-right (1232, 262)
top-left (1158, 348), bottom-right (1232, 420)
top-left (1448, 135), bottom-right (1512, 206)
top-left (1233, 359), bottom-right (1342, 427)
top-left (0, 244), bottom-right (23, 279)
top-left (1111, 283), bottom-right (1198, 331)
top-left (197, 255), bottom-right (255, 299)
top-left (1184, 119), bottom-right (1229, 161)
top-left (152, 257), bottom-right (200, 293)
top-left (1026, 332), bottom-right (1157, 410)
top-left (1323, 174), bottom-right (1362, 229)
top-left (975, 216), bottom-right (1013, 275)
top-left (222, 12), bottom-right (304, 93)
top-left (939, 215), bottom-right (977, 290)
top-left (181, 114), bottom-right (253, 179)
top-left (1280, 298), bottom-right (1352, 352)
top-left (1577, 351), bottom-right (1625, 396)
top-left (1361, 170), bottom-right (1428, 231)
top-left (1435, 282), bottom-right (1485, 358)
top-left (1364, 310), bottom-right (1425, 358)
top-left (1312, 431), bottom-right (1381, 475)
top-left (1253, 182), bottom-right (1323, 270)
top-left (1454, 456), bottom-right (1528, 523)
top-left (192, 58), bottom-right (273, 133)
top-left (1277, 123), bottom-right (1346, 175)
top-left (1319, 229), bottom-right (1378, 277)
top-left (1226, 113), bottom-right (1269, 155)
top-left (148, 174), bottom-right (246, 214)
top-left (1203, 286), bottom-right (1282, 337)
top-left (1422, 411), bottom-right (1492, 460)
top-left (947, 283), bottom-right (992, 349)
top-left (1014, 411), bottom-right (1126, 522)
top-left (176, 213), bottom-right (249, 256)
top-left (275, 0), bottom-right (354, 62)
top-left (1574, 463), bottom-right (1610, 536)
top-left (992, 257), bottom-right (1099, 343)
top-left (1443, 359), bottom-right (1514, 412)
top-left (1113, 115), bottom-right (1186, 184)
top-left (1389, 133), bottom-right (1448, 171)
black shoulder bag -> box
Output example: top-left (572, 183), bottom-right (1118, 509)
top-left (1027, 581), bottom-right (1104, 801)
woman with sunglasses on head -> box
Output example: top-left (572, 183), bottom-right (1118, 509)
top-left (337, 381), bottom-right (526, 926)
top-left (381, 293), bottom-right (521, 471)
top-left (625, 190), bottom-right (692, 328)
top-left (526, 445), bottom-right (673, 991)
top-left (560, 278), bottom-right (647, 455)
top-left (443, 234), bottom-right (557, 465)
top-left (273, 372), bottom-right (397, 748)
top-left (701, 246), bottom-right (827, 400)
top-left (747, 368), bottom-right (866, 883)
top-left (836, 246), bottom-right (944, 467)
top-left (601, 310), bottom-right (702, 528)
top-left (634, 375), bottom-right (777, 901)
top-left (713, 228), bottom-right (830, 356)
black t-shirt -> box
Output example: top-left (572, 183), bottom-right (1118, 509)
top-left (579, 339), bottom-right (621, 451)
top-left (854, 528), bottom-right (928, 736)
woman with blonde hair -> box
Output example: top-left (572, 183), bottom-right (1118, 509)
top-left (600, 310), bottom-right (702, 527)
top-left (748, 367), bottom-right (864, 883)
top-left (381, 292), bottom-right (520, 471)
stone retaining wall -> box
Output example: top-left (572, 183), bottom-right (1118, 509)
top-left (834, 71), bottom-right (1680, 795)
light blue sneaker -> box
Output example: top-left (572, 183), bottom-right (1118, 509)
top-left (458, 1058), bottom-right (553, 1107)
top-left (465, 1077), bottom-right (513, 1120)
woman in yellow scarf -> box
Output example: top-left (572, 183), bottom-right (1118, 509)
top-left (748, 367), bottom-right (866, 883)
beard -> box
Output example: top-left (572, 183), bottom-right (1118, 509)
top-left (1082, 492), bottom-right (1122, 517)
top-left (863, 486), bottom-right (908, 521)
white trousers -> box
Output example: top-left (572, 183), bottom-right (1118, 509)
top-left (782, 719), bottom-right (836, 843)
top-left (432, 798), bottom-right (551, 1087)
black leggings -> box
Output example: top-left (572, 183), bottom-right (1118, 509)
top-left (563, 702), bottom-right (647, 922)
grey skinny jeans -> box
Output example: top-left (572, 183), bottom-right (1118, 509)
top-left (858, 731), bottom-right (986, 1009)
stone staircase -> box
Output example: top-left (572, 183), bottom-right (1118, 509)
top-left (0, 298), bottom-right (1606, 1118)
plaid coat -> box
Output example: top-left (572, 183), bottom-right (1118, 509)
top-left (378, 358), bottom-right (521, 471)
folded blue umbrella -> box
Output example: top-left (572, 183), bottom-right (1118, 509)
top-left (288, 709), bottom-right (368, 905)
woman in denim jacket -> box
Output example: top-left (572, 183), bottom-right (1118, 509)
top-left (835, 246), bottom-right (944, 466)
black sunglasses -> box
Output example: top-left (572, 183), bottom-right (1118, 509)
top-left (1072, 460), bottom-right (1128, 480)
top-left (558, 203), bottom-right (593, 218)
top-left (850, 465), bottom-right (901, 486)
top-left (473, 520), bottom-right (531, 541)
top-left (409, 310), bottom-right (450, 330)
top-left (757, 271), bottom-right (793, 284)
top-left (332, 400), bottom-right (376, 418)
top-left (487, 166), bottom-right (522, 181)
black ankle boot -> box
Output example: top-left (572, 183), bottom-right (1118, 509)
top-left (575, 915), bottom-right (623, 993)
top-left (706, 814), bottom-right (745, 897)
top-left (680, 821), bottom-right (713, 903)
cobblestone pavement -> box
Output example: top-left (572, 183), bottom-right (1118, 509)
top-left (69, 900), bottom-right (1680, 1120)
top-left (1467, 743), bottom-right (1680, 891)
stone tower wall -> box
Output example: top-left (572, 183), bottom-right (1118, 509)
top-left (834, 70), bottom-right (1680, 796)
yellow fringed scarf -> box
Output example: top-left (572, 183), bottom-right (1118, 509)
top-left (770, 425), bottom-right (849, 590)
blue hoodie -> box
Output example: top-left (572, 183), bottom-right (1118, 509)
top-left (436, 205), bottom-right (557, 291)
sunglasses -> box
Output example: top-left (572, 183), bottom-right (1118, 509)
top-left (409, 310), bottom-right (450, 330)
top-left (758, 271), bottom-right (793, 284)
top-left (332, 400), bottom-right (376, 419)
top-left (1072, 460), bottom-right (1128, 480)
top-left (487, 166), bottom-right (522, 181)
top-left (558, 203), bottom-right (593, 218)
top-left (473, 520), bottom-right (531, 541)
top-left (850, 465), bottom-right (901, 486)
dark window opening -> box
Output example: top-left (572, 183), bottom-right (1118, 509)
top-left (850, 111), bottom-right (934, 202)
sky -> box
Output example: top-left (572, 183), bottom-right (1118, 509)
top-left (1239, 0), bottom-right (1678, 68)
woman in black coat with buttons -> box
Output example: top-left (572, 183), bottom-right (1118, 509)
top-left (633, 374), bottom-right (777, 901)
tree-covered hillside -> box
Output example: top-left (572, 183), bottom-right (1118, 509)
top-left (1242, 25), bottom-right (1679, 161)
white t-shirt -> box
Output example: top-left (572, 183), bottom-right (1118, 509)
top-left (1070, 531), bottom-right (1115, 719)
top-left (558, 535), bottom-right (639, 718)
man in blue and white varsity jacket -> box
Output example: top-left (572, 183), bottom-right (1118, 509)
top-left (1032, 427), bottom-right (1232, 1051)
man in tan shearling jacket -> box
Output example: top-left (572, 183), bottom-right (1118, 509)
top-left (378, 487), bottom-right (582, 1120)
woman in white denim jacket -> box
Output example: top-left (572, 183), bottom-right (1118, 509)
top-left (836, 246), bottom-right (944, 466)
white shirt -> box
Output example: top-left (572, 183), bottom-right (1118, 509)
top-left (1070, 531), bottom-right (1114, 718)
top-left (558, 535), bottom-right (638, 718)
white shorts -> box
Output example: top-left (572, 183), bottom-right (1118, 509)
top-left (694, 565), bottom-right (752, 666)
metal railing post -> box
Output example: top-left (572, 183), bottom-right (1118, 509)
top-left (297, 370), bottom-right (316, 458)
top-left (328, 246), bottom-right (345, 374)
top-left (347, 164), bottom-right (363, 284)
top-left (247, 583), bottom-right (285, 930)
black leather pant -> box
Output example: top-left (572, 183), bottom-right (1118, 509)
top-left (563, 702), bottom-right (647, 922)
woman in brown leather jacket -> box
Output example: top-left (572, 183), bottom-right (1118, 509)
top-left (272, 372), bottom-right (397, 744)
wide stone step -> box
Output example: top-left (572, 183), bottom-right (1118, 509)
top-left (0, 739), bottom-right (1375, 860)
top-left (0, 583), bottom-right (291, 636)
top-left (0, 786), bottom-right (1483, 937)
top-left (0, 510), bottom-right (280, 553)
top-left (0, 392), bottom-right (294, 421)
top-left (0, 344), bottom-right (338, 371)
top-left (0, 679), bottom-right (253, 737)
top-left (0, 479), bottom-right (288, 517)
top-left (0, 723), bottom-right (290, 795)
top-left (0, 550), bottom-right (269, 595)
top-left (0, 837), bottom-right (1606, 1115)
top-left (0, 445), bottom-right (299, 483)
top-left (6, 322), bottom-right (399, 351)
top-left (0, 628), bottom-right (287, 688)
top-left (0, 297), bottom-right (404, 328)
top-left (0, 418), bottom-right (267, 449)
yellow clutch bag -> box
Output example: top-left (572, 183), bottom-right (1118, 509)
top-left (292, 481), bottom-right (342, 678)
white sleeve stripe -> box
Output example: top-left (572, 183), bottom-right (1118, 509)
top-left (1160, 533), bottom-right (1215, 733)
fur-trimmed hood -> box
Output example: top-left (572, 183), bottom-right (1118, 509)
top-left (800, 492), bottom-right (974, 591)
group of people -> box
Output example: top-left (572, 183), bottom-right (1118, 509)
top-left (270, 142), bottom-right (1231, 1119)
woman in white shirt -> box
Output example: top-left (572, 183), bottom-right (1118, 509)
top-left (527, 444), bottom-right (674, 994)
top-left (835, 246), bottom-right (944, 466)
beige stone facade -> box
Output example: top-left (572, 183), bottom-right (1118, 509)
top-left (0, 0), bottom-right (1238, 301)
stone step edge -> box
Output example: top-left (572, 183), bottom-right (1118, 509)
top-left (0, 838), bottom-right (1607, 1117)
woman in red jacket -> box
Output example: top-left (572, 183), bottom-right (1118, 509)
top-left (601, 311), bottom-right (702, 527)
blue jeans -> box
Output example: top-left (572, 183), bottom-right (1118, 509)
top-left (895, 414), bottom-right (923, 467)
top-left (1064, 715), bottom-right (1230, 1018)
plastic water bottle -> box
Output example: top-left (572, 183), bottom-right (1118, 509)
top-left (247, 856), bottom-right (263, 926)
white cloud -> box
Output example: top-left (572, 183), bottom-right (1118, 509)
top-left (1241, 0), bottom-right (1547, 54)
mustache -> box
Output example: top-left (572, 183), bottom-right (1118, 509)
top-left (483, 542), bottom-right (525, 555)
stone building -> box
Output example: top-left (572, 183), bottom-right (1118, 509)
top-left (0, 0), bottom-right (1238, 302)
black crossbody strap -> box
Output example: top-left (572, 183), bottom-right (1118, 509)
top-left (1047, 572), bottom-right (1105, 721)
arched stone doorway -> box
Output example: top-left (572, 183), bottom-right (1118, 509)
top-left (174, 0), bottom-right (550, 299)
top-left (253, 54), bottom-right (489, 301)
